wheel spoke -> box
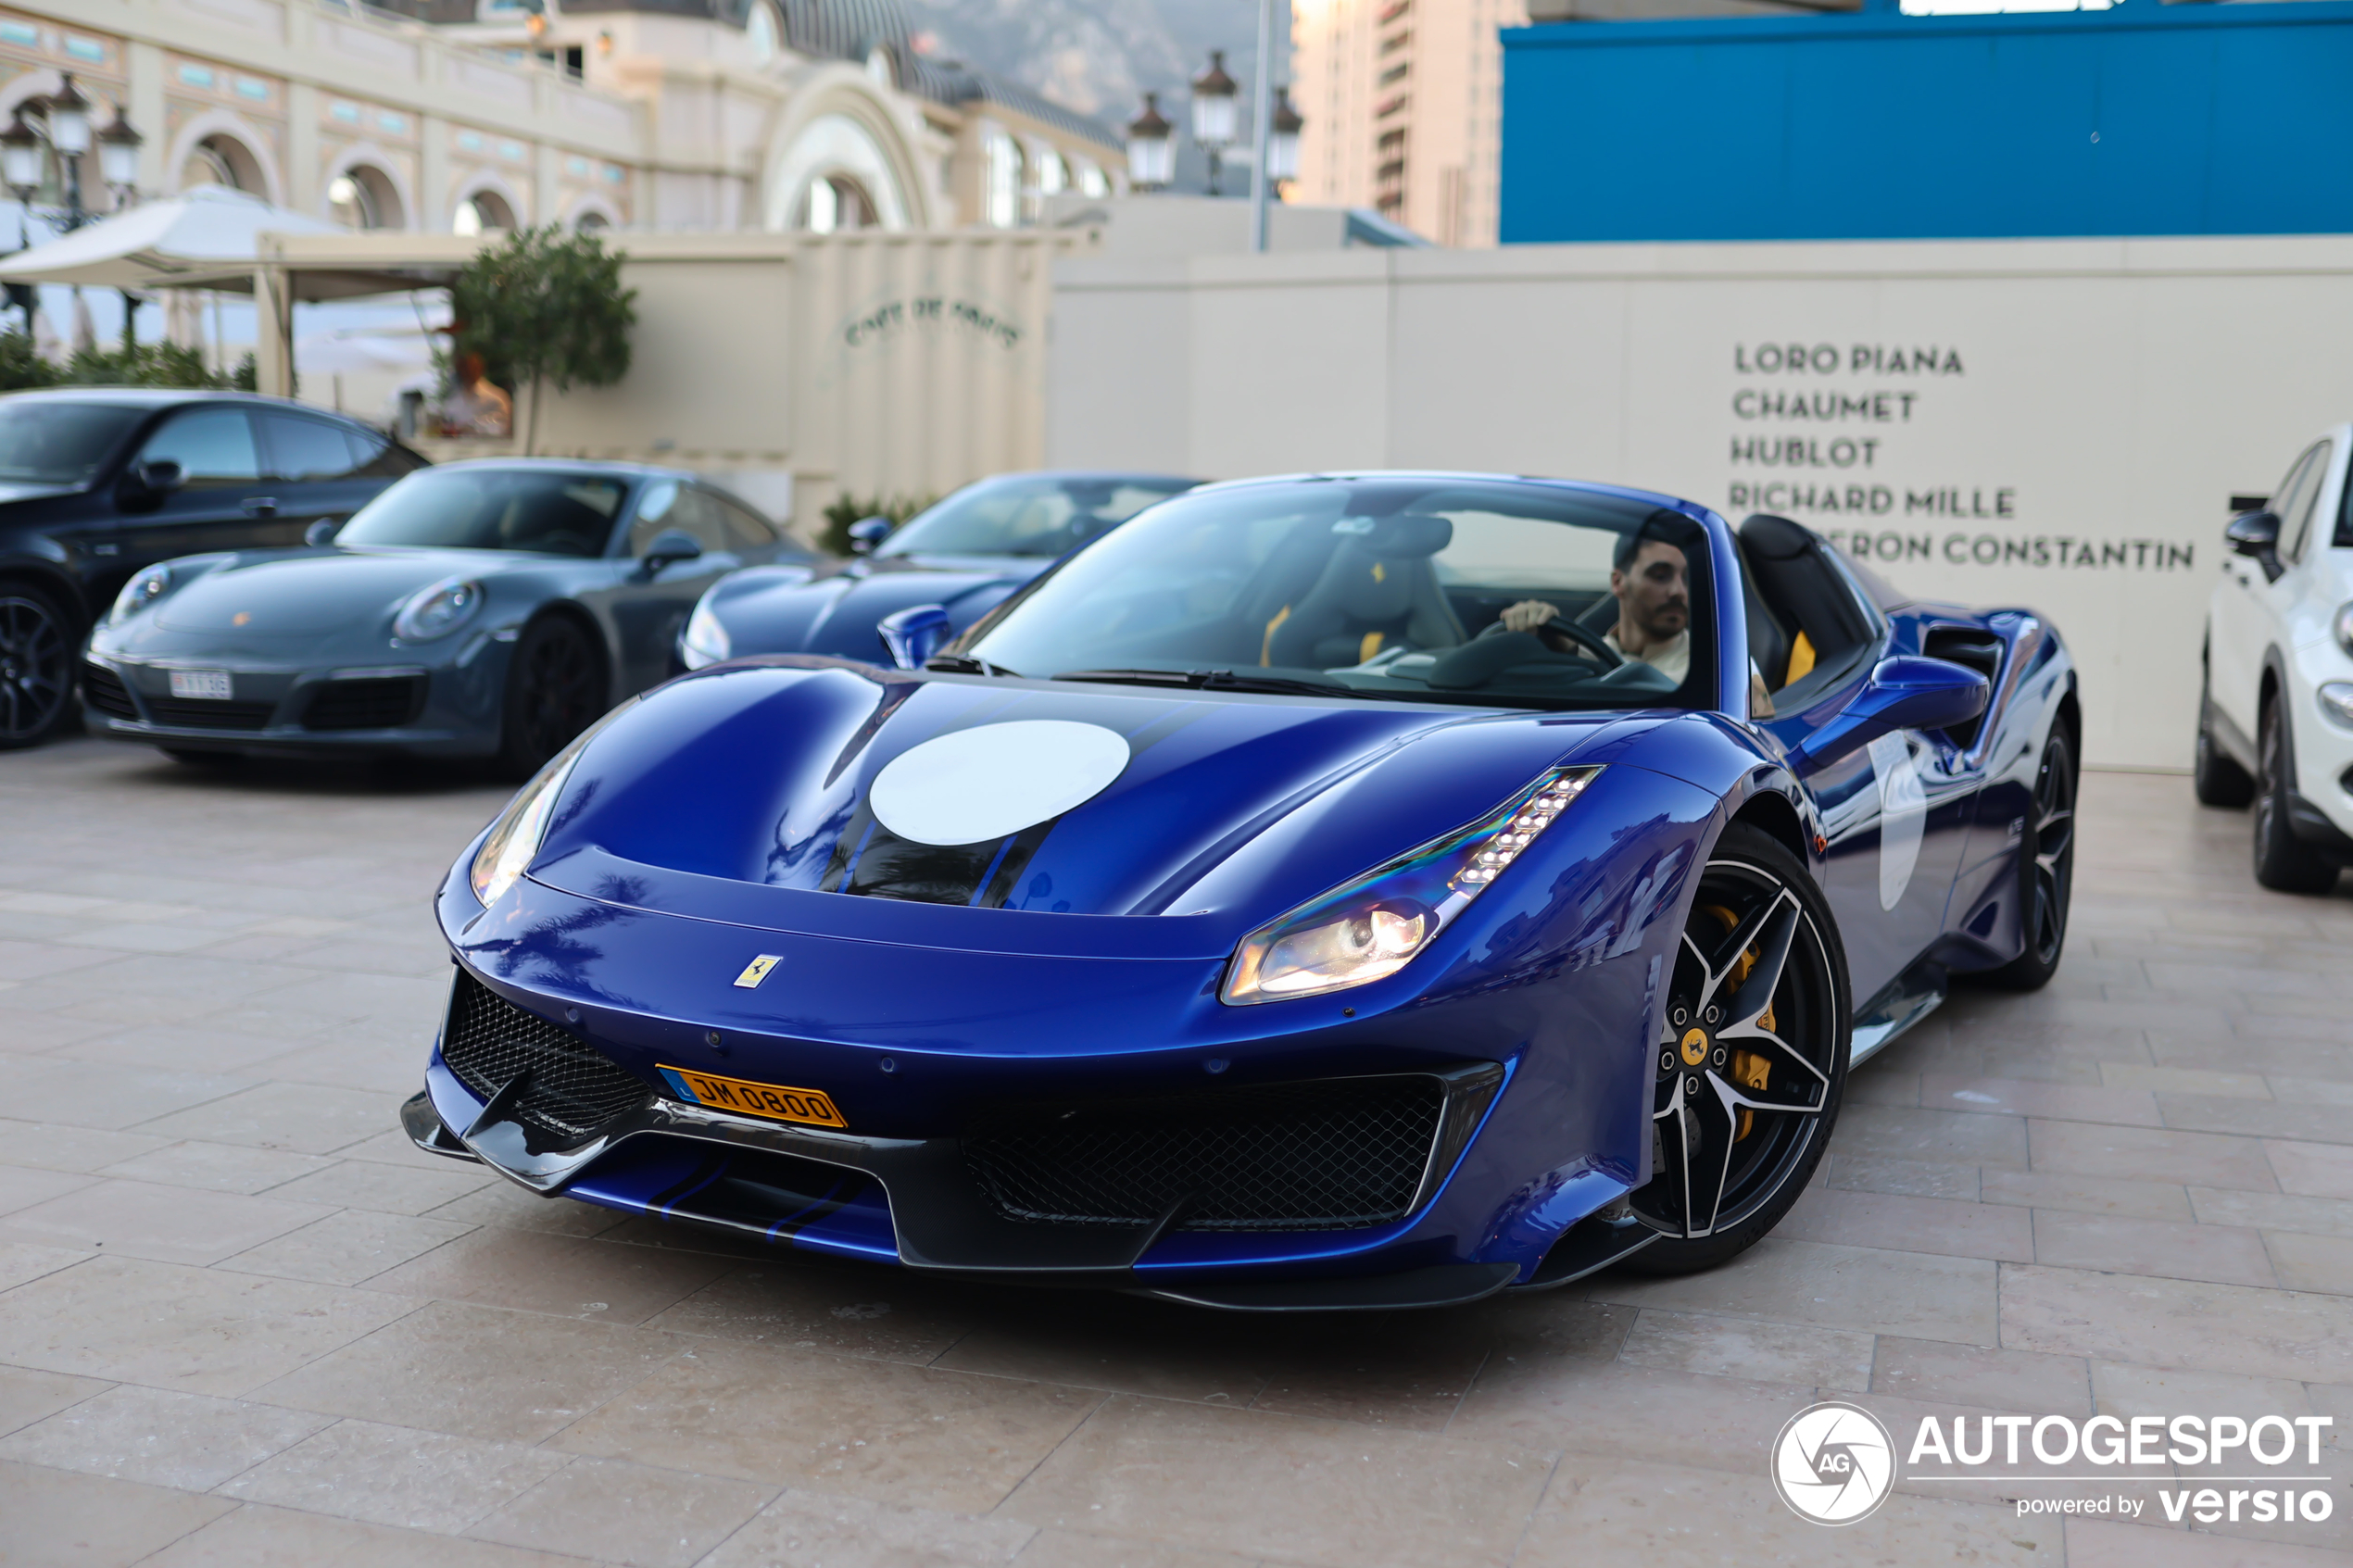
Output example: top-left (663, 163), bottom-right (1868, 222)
top-left (1692, 889), bottom-right (1793, 1017)
top-left (1719, 896), bottom-right (1799, 1033)
top-left (1652, 1084), bottom-right (1739, 1238)
top-left (1713, 1016), bottom-right (1829, 1096)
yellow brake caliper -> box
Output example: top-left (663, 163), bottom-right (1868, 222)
top-left (1701, 905), bottom-right (1773, 1140)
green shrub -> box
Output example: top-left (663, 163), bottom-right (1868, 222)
top-left (817, 491), bottom-right (934, 558)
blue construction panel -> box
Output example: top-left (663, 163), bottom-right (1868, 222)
top-left (1501, 0), bottom-right (2353, 242)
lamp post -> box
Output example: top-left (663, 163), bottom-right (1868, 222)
top-left (1189, 50), bottom-right (1238, 197)
top-left (2, 78), bottom-right (145, 345)
top-left (1125, 92), bottom-right (1175, 192)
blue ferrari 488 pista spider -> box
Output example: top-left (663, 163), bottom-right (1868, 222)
top-left (403, 471), bottom-right (2076, 1309)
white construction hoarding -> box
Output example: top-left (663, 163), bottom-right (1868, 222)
top-left (1048, 237), bottom-right (2353, 770)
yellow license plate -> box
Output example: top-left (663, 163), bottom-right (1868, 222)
top-left (658, 1065), bottom-right (847, 1129)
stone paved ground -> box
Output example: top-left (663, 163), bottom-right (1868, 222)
top-left (1, 737), bottom-right (2350, 1567)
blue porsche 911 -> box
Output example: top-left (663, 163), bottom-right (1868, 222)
top-left (402, 471), bottom-right (2077, 1309)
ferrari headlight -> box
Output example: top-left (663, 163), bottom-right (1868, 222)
top-left (2334, 602), bottom-right (2353, 659)
top-left (468, 699), bottom-right (638, 906)
top-left (681, 596), bottom-right (731, 670)
top-left (394, 577), bottom-right (484, 643)
top-left (1223, 767), bottom-right (1600, 1005)
top-left (109, 565), bottom-right (173, 624)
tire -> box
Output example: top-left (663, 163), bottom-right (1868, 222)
top-left (0, 583), bottom-right (78, 751)
top-left (2193, 660), bottom-right (2255, 809)
top-left (1619, 822), bottom-right (1851, 1275)
top-left (497, 616), bottom-right (605, 778)
top-left (1974, 726), bottom-right (2078, 991)
top-left (2252, 696), bottom-right (2338, 894)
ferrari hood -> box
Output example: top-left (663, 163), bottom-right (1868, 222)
top-left (528, 660), bottom-right (1634, 950)
top-left (709, 558), bottom-right (1035, 660)
top-left (154, 547), bottom-right (542, 634)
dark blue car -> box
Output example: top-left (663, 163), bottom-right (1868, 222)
top-left (676, 470), bottom-right (1202, 671)
top-left (404, 471), bottom-right (2076, 1309)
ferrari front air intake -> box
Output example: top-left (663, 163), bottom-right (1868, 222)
top-left (438, 972), bottom-right (651, 1142)
top-left (962, 1075), bottom-right (1446, 1232)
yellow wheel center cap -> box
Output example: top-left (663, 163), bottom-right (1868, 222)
top-left (1680, 1027), bottom-right (1709, 1067)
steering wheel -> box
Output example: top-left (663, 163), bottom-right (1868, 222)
top-left (1475, 613), bottom-right (1621, 667)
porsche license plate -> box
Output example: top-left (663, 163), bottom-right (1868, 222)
top-left (659, 1066), bottom-right (847, 1129)
top-left (169, 669), bottom-right (233, 700)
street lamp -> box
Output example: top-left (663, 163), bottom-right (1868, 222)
top-left (97, 108), bottom-right (142, 199)
top-left (1189, 50), bottom-right (1238, 196)
top-left (1126, 92), bottom-right (1174, 192)
top-left (1267, 86), bottom-right (1302, 184)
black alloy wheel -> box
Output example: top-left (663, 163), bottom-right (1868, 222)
top-left (2253, 697), bottom-right (2337, 894)
top-left (1622, 822), bottom-right (1849, 1274)
top-left (1976, 727), bottom-right (2078, 990)
top-left (498, 616), bottom-right (604, 777)
top-left (2193, 652), bottom-right (2254, 808)
top-left (0, 585), bottom-right (75, 750)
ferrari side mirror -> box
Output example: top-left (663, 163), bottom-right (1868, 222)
top-left (304, 517), bottom-right (342, 547)
top-left (639, 529), bottom-right (703, 576)
top-left (1793, 656), bottom-right (1990, 771)
top-left (877, 603), bottom-right (951, 670)
top-left (848, 517), bottom-right (894, 555)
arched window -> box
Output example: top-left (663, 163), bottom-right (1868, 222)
top-left (574, 208), bottom-right (610, 232)
top-left (746, 1), bottom-right (779, 65)
top-left (328, 165), bottom-right (404, 231)
top-left (453, 189), bottom-right (517, 235)
top-left (984, 128), bottom-right (1022, 229)
top-left (1074, 157), bottom-right (1109, 198)
top-left (800, 173), bottom-right (875, 233)
top-left (181, 133), bottom-right (265, 194)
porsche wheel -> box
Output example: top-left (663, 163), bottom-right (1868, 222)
top-left (498, 616), bottom-right (604, 777)
top-left (1973, 726), bottom-right (2077, 991)
top-left (0, 583), bottom-right (75, 751)
top-left (2253, 696), bottom-right (2337, 894)
top-left (1622, 822), bottom-right (1849, 1274)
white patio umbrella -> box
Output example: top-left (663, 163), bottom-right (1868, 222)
top-left (0, 183), bottom-right (342, 292)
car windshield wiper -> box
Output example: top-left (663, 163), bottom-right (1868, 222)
top-left (922, 654), bottom-right (1020, 677)
top-left (1050, 667), bottom-right (1357, 697)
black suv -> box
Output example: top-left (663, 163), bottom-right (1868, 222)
top-left (0, 389), bottom-right (428, 748)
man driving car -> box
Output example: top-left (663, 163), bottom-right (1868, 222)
top-left (1498, 530), bottom-right (1773, 717)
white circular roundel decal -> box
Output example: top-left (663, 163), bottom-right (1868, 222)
top-left (868, 720), bottom-right (1131, 847)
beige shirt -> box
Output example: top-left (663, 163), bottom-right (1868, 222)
top-left (1603, 626), bottom-right (1691, 683)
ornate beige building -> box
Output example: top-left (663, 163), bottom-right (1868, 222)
top-left (4, 0), bottom-right (1122, 237)
top-left (1290, 0), bottom-right (1527, 247)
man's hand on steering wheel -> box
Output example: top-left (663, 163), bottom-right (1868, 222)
top-left (1493, 599), bottom-right (1620, 664)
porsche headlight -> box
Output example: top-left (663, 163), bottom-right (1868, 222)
top-left (1223, 767), bottom-right (1600, 1005)
top-left (109, 565), bottom-right (173, 624)
top-left (394, 577), bottom-right (484, 643)
top-left (468, 699), bottom-right (638, 906)
top-left (681, 596), bottom-right (731, 670)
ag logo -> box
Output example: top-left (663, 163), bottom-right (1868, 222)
top-left (1771, 1401), bottom-right (1895, 1525)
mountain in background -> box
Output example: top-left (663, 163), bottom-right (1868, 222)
top-left (902, 0), bottom-right (1290, 192)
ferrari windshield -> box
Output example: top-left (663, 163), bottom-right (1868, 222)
top-left (878, 472), bottom-right (1198, 559)
top-left (0, 400), bottom-right (145, 485)
top-left (958, 477), bottom-right (1717, 712)
top-left (336, 468), bottom-right (630, 557)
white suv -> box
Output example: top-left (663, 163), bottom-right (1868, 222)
top-left (2197, 424), bottom-right (2353, 892)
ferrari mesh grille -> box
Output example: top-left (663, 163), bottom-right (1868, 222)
top-left (963, 1076), bottom-right (1444, 1231)
top-left (439, 972), bottom-right (651, 1142)
top-left (81, 663), bottom-right (138, 721)
top-left (303, 675), bottom-right (425, 731)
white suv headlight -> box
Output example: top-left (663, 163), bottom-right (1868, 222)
top-left (1223, 768), bottom-right (1601, 1005)
top-left (2334, 602), bottom-right (2353, 659)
